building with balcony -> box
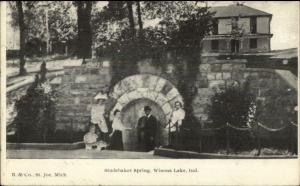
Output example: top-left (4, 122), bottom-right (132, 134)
top-left (202, 4), bottom-right (273, 54)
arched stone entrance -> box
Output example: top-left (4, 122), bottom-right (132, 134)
top-left (109, 74), bottom-right (183, 151)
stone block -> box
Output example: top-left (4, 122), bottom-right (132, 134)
top-left (243, 72), bottom-right (250, 79)
top-left (155, 78), bottom-right (167, 92)
top-left (197, 72), bottom-right (208, 79)
top-left (134, 75), bottom-right (145, 88)
top-left (249, 72), bottom-right (259, 78)
top-left (161, 81), bottom-right (173, 95)
top-left (193, 106), bottom-right (205, 114)
top-left (193, 96), bottom-right (211, 106)
top-left (112, 82), bottom-right (124, 99)
top-left (155, 93), bottom-right (168, 106)
top-left (198, 79), bottom-right (209, 88)
top-left (119, 79), bottom-right (132, 93)
top-left (231, 72), bottom-right (244, 80)
top-left (143, 90), bottom-right (158, 102)
top-left (84, 68), bottom-right (93, 75)
top-left (75, 76), bottom-right (87, 83)
top-left (166, 87), bottom-right (180, 100)
top-left (127, 90), bottom-right (141, 102)
top-left (222, 72), bottom-right (231, 80)
top-left (215, 73), bottom-right (223, 80)
top-left (208, 80), bottom-right (225, 89)
top-left (197, 88), bottom-right (214, 97)
top-left (118, 94), bottom-right (130, 106)
top-left (211, 64), bottom-right (222, 72)
top-left (232, 64), bottom-right (246, 71)
top-left (207, 73), bottom-right (216, 80)
top-left (162, 103), bottom-right (172, 115)
top-left (221, 64), bottom-right (232, 71)
top-left (75, 68), bottom-right (83, 74)
top-left (199, 64), bottom-right (211, 72)
top-left (145, 75), bottom-right (159, 91)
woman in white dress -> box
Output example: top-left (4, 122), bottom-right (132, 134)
top-left (91, 93), bottom-right (109, 142)
top-left (109, 110), bottom-right (130, 150)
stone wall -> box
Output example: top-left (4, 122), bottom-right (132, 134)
top-left (53, 64), bottom-right (111, 132)
top-left (192, 59), bottom-right (297, 125)
top-left (52, 58), bottom-right (297, 136)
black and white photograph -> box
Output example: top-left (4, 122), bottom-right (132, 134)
top-left (2, 0), bottom-right (299, 163)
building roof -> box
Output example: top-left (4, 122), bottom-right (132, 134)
top-left (209, 4), bottom-right (272, 18)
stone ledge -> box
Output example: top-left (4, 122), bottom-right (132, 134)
top-left (202, 59), bottom-right (247, 64)
top-left (154, 147), bottom-right (298, 159)
top-left (7, 142), bottom-right (85, 150)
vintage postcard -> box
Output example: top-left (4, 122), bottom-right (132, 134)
top-left (1, 1), bottom-right (299, 185)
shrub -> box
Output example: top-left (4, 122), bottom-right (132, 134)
top-left (13, 65), bottom-right (56, 143)
top-left (209, 82), bottom-right (255, 151)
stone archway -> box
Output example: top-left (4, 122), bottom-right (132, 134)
top-left (109, 74), bottom-right (184, 151)
top-left (109, 74), bottom-right (183, 120)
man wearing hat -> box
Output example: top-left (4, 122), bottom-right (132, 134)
top-left (137, 106), bottom-right (157, 151)
top-left (91, 92), bottom-right (109, 143)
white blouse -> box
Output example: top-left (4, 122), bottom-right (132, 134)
top-left (91, 104), bottom-right (108, 133)
top-left (169, 108), bottom-right (186, 132)
top-left (111, 117), bottom-right (126, 131)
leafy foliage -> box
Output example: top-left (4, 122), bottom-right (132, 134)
top-left (13, 65), bottom-right (56, 143)
top-left (210, 83), bottom-right (255, 127)
top-left (209, 82), bottom-right (256, 151)
top-left (9, 1), bottom-right (77, 56)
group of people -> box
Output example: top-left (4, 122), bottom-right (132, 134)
top-left (83, 92), bottom-right (186, 151)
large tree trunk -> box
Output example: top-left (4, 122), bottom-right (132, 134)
top-left (136, 1), bottom-right (143, 41)
top-left (126, 1), bottom-right (135, 40)
top-left (16, 1), bottom-right (26, 75)
top-left (76, 1), bottom-right (92, 59)
top-left (136, 1), bottom-right (143, 31)
top-left (85, 1), bottom-right (92, 59)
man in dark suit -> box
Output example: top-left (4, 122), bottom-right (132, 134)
top-left (137, 106), bottom-right (157, 151)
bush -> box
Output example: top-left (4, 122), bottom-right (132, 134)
top-left (13, 66), bottom-right (56, 143)
top-left (209, 82), bottom-right (255, 151)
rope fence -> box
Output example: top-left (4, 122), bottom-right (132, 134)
top-left (196, 121), bottom-right (297, 132)
top-left (289, 121), bottom-right (298, 127)
top-left (227, 122), bottom-right (252, 131)
top-left (257, 122), bottom-right (288, 132)
top-left (198, 125), bottom-right (226, 131)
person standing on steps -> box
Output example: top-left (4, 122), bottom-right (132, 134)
top-left (167, 101), bottom-right (186, 150)
top-left (90, 92), bottom-right (109, 143)
top-left (109, 109), bottom-right (131, 151)
top-left (137, 106), bottom-right (157, 152)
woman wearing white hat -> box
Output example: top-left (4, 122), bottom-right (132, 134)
top-left (91, 92), bottom-right (109, 142)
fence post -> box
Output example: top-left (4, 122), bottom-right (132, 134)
top-left (70, 118), bottom-right (73, 142)
top-left (256, 122), bottom-right (261, 156)
top-left (226, 122), bottom-right (230, 155)
top-left (168, 121), bottom-right (171, 147)
top-left (175, 124), bottom-right (179, 151)
top-left (199, 117), bottom-right (202, 153)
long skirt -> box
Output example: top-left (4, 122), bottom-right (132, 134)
top-left (110, 130), bottom-right (123, 151)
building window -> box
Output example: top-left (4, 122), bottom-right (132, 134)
top-left (250, 38), bottom-right (257, 49)
top-left (211, 40), bottom-right (219, 51)
top-left (231, 39), bottom-right (240, 53)
top-left (250, 17), bottom-right (257, 34)
top-left (212, 19), bottom-right (218, 35)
